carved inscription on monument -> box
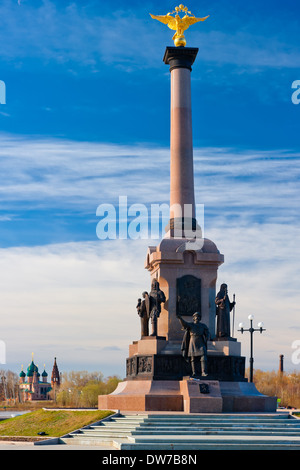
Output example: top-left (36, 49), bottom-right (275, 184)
top-left (176, 275), bottom-right (201, 316)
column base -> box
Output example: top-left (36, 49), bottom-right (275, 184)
top-left (98, 378), bottom-right (277, 413)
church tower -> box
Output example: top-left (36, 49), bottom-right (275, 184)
top-left (51, 357), bottom-right (60, 388)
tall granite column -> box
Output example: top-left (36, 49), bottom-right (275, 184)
top-left (163, 47), bottom-right (199, 235)
top-left (144, 46), bottom-right (224, 342)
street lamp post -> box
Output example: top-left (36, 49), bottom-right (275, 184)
top-left (238, 315), bottom-right (266, 383)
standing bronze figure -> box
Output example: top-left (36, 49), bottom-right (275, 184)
top-left (136, 292), bottom-right (150, 338)
top-left (177, 311), bottom-right (209, 377)
top-left (215, 283), bottom-right (236, 338)
top-left (149, 279), bottom-right (166, 337)
top-left (137, 280), bottom-right (166, 338)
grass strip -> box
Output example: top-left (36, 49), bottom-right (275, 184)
top-left (0, 409), bottom-right (113, 438)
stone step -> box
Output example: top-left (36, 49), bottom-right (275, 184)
top-left (61, 437), bottom-right (126, 446)
top-left (123, 413), bottom-right (290, 421)
top-left (92, 421), bottom-right (143, 427)
top-left (115, 413), bottom-right (295, 421)
top-left (89, 424), bottom-right (139, 429)
top-left (106, 420), bottom-right (300, 427)
top-left (138, 428), bottom-right (300, 436)
top-left (83, 428), bottom-right (300, 436)
top-left (116, 418), bottom-right (292, 425)
top-left (145, 419), bottom-right (300, 427)
top-left (73, 428), bottom-right (300, 437)
top-left (112, 416), bottom-right (146, 421)
top-left (128, 434), bottom-right (300, 444)
top-left (117, 441), bottom-right (300, 450)
top-left (69, 433), bottom-right (131, 440)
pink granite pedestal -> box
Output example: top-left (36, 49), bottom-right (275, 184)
top-left (98, 379), bottom-right (183, 412)
top-left (98, 378), bottom-right (222, 413)
top-left (98, 378), bottom-right (276, 413)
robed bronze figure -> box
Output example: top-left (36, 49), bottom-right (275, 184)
top-left (215, 283), bottom-right (236, 338)
top-left (136, 292), bottom-right (150, 338)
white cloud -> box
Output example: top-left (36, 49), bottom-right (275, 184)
top-left (0, 220), bottom-right (299, 376)
top-left (0, 134), bottom-right (170, 219)
top-left (194, 147), bottom-right (300, 221)
top-left (0, 2), bottom-right (158, 71)
top-left (208, 222), bottom-right (300, 372)
top-left (0, 239), bottom-right (149, 377)
top-left (0, 135), bottom-right (299, 224)
top-left (0, 134), bottom-right (299, 375)
top-left (0, 2), bottom-right (299, 73)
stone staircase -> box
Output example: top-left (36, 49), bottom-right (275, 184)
top-left (61, 412), bottom-right (300, 450)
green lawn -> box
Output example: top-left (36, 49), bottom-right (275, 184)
top-left (0, 409), bottom-right (114, 438)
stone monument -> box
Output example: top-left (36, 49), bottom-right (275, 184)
top-left (98, 5), bottom-right (277, 413)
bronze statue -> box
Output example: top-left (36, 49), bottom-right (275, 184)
top-left (215, 283), bottom-right (236, 338)
top-left (136, 292), bottom-right (150, 338)
top-left (177, 311), bottom-right (209, 377)
top-left (149, 279), bottom-right (166, 337)
top-left (137, 280), bottom-right (166, 338)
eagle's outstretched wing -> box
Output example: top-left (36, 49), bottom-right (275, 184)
top-left (149, 13), bottom-right (177, 31)
top-left (182, 15), bottom-right (209, 31)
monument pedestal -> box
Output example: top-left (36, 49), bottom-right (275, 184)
top-left (98, 335), bottom-right (277, 413)
top-left (98, 378), bottom-right (277, 413)
top-left (98, 379), bottom-right (223, 413)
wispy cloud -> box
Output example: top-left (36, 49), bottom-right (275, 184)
top-left (0, 134), bottom-right (299, 227)
top-left (194, 147), bottom-right (300, 224)
top-left (0, 1), bottom-right (157, 71)
top-left (1, 1), bottom-right (299, 72)
top-left (0, 134), bottom-right (170, 210)
top-left (211, 221), bottom-right (300, 371)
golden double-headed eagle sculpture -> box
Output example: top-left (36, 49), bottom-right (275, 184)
top-left (150, 4), bottom-right (209, 47)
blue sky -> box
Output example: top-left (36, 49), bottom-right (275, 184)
top-left (0, 0), bottom-right (299, 378)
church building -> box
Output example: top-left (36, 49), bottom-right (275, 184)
top-left (19, 356), bottom-right (60, 402)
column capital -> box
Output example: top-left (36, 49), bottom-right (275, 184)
top-left (163, 46), bottom-right (199, 72)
